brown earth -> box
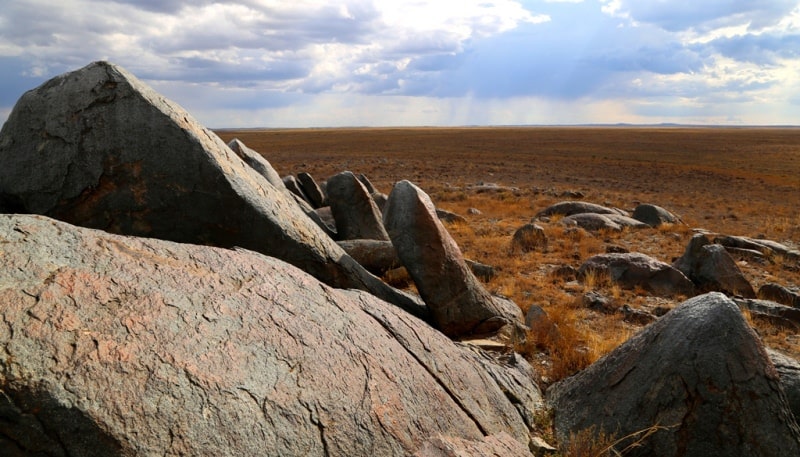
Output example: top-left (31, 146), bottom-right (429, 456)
top-left (216, 127), bottom-right (800, 383)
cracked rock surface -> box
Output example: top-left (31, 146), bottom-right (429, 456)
top-left (0, 214), bottom-right (538, 456)
top-left (547, 292), bottom-right (800, 456)
top-left (0, 60), bottom-right (424, 317)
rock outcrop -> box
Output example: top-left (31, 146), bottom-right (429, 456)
top-left (297, 172), bottom-right (326, 208)
top-left (0, 214), bottom-right (539, 456)
top-left (227, 138), bottom-right (284, 189)
top-left (0, 61), bottom-right (423, 317)
top-left (759, 283), bottom-right (800, 308)
top-left (326, 171), bottom-right (390, 241)
top-left (384, 180), bottom-right (523, 337)
top-left (632, 203), bottom-right (681, 227)
top-left (548, 292), bottom-right (800, 456)
top-left (511, 223), bottom-right (548, 253)
top-left (578, 252), bottom-right (695, 297)
top-left (673, 234), bottom-right (756, 298)
top-left (536, 201), bottom-right (626, 218)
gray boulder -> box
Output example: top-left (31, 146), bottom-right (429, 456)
top-left (227, 138), bottom-right (284, 189)
top-left (297, 172), bottom-right (326, 208)
top-left (357, 173), bottom-right (379, 194)
top-left (384, 180), bottom-right (523, 338)
top-left (578, 252), bottom-right (695, 297)
top-left (604, 213), bottom-right (650, 229)
top-left (0, 61), bottom-right (423, 317)
top-left (536, 201), bottom-right (627, 218)
top-left (560, 213), bottom-right (623, 232)
top-left (632, 203), bottom-right (681, 227)
top-left (0, 213), bottom-right (538, 456)
top-left (282, 175), bottom-right (312, 204)
top-left (734, 298), bottom-right (800, 330)
top-left (548, 292), bottom-right (800, 457)
top-left (511, 223), bottom-right (548, 253)
top-left (767, 349), bottom-right (800, 422)
top-left (326, 171), bottom-right (390, 241)
top-left (337, 239), bottom-right (402, 275)
top-left (414, 432), bottom-right (532, 457)
top-left (673, 234), bottom-right (756, 298)
top-left (436, 208), bottom-right (467, 224)
top-left (715, 235), bottom-right (800, 263)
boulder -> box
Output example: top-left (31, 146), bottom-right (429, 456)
top-left (536, 201), bottom-right (627, 218)
top-left (465, 259), bottom-right (497, 282)
top-left (0, 214), bottom-right (538, 456)
top-left (227, 138), bottom-right (284, 189)
top-left (632, 203), bottom-right (681, 227)
top-left (758, 283), bottom-right (800, 308)
top-left (510, 223), bottom-right (548, 253)
top-left (560, 213), bottom-right (622, 232)
top-left (337, 239), bottom-right (402, 275)
top-left (282, 175), bottom-right (312, 204)
top-left (734, 298), bottom-right (800, 330)
top-left (673, 234), bottom-right (756, 298)
top-left (715, 235), bottom-right (800, 263)
top-left (357, 173), bottom-right (379, 194)
top-left (414, 432), bottom-right (532, 457)
top-left (767, 349), bottom-right (800, 422)
top-left (578, 252), bottom-right (695, 297)
top-left (604, 213), bottom-right (650, 229)
top-left (326, 171), bottom-right (390, 241)
top-left (384, 180), bottom-right (523, 338)
top-left (436, 208), bottom-right (467, 224)
top-left (372, 192), bottom-right (389, 213)
top-left (297, 172), bottom-right (326, 208)
top-left (547, 292), bottom-right (800, 456)
top-left (0, 61), bottom-right (423, 317)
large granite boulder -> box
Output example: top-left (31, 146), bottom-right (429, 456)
top-left (0, 214), bottom-right (539, 456)
top-left (578, 252), bottom-right (695, 297)
top-left (384, 180), bottom-right (523, 338)
top-left (548, 292), bottom-right (800, 456)
top-left (326, 171), bottom-right (390, 241)
top-left (0, 61), bottom-right (423, 317)
top-left (673, 234), bottom-right (756, 298)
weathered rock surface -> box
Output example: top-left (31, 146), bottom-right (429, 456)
top-left (767, 349), bottom-right (800, 422)
top-left (548, 292), bottom-right (800, 457)
top-left (282, 175), bottom-right (312, 203)
top-left (337, 239), bottom-right (402, 275)
top-left (0, 61), bottom-right (423, 316)
top-left (759, 283), bottom-right (800, 308)
top-left (673, 234), bottom-right (756, 298)
top-left (414, 432), bottom-right (532, 457)
top-left (632, 203), bottom-right (681, 227)
top-left (436, 208), bottom-right (467, 224)
top-left (604, 213), bottom-right (650, 229)
top-left (227, 138), bottom-right (284, 189)
top-left (715, 235), bottom-right (800, 263)
top-left (536, 201), bottom-right (627, 218)
top-left (511, 223), bottom-right (548, 253)
top-left (0, 214), bottom-right (538, 456)
top-left (384, 180), bottom-right (523, 337)
top-left (578, 252), bottom-right (695, 297)
top-left (327, 171), bottom-right (390, 241)
top-left (560, 213), bottom-right (622, 232)
top-left (297, 172), bottom-right (326, 208)
top-left (734, 298), bottom-right (800, 330)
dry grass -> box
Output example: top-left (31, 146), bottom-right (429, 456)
top-left (216, 127), bottom-right (800, 451)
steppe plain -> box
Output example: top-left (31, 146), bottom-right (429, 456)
top-left (216, 126), bottom-right (800, 383)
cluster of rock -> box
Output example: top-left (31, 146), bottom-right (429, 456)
top-left (2, 61), bottom-right (799, 456)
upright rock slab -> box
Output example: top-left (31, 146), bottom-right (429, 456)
top-left (326, 171), bottom-right (390, 241)
top-left (673, 234), bottom-right (756, 298)
top-left (297, 172), bottom-right (326, 208)
top-left (227, 138), bottom-right (284, 189)
top-left (384, 180), bottom-right (523, 338)
top-left (0, 61), bottom-right (423, 316)
top-left (547, 292), bottom-right (800, 456)
top-left (0, 214), bottom-right (537, 456)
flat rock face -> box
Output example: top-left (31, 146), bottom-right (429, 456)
top-left (547, 292), bottom-right (800, 457)
top-left (384, 180), bottom-right (523, 338)
top-left (578, 252), bottom-right (695, 297)
top-left (0, 214), bottom-right (535, 456)
top-left (0, 61), bottom-right (423, 316)
top-left (326, 171), bottom-right (390, 241)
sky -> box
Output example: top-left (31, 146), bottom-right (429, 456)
top-left (1, 0), bottom-right (800, 128)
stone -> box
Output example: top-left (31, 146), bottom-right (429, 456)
top-left (673, 234), bottom-right (756, 298)
top-left (581, 291), bottom-right (614, 313)
top-left (384, 180), bottom-right (523, 338)
top-left (326, 171), bottom-right (390, 241)
top-left (0, 61), bottom-right (423, 317)
top-left (578, 252), bottom-right (695, 297)
top-left (226, 138), bottom-right (284, 189)
top-left (465, 259), bottom-right (497, 282)
top-left (560, 213), bottom-right (622, 232)
top-left (604, 213), bottom-right (650, 229)
top-left (621, 304), bottom-right (657, 325)
top-left (511, 223), bottom-right (548, 253)
top-left (536, 201), bottom-right (627, 218)
top-left (297, 172), bottom-right (326, 208)
top-left (758, 283), bottom-right (800, 308)
top-left (282, 175), bottom-right (312, 204)
top-left (734, 298), bottom-right (800, 330)
top-left (767, 349), bottom-right (800, 422)
top-left (436, 208), bottom-right (467, 224)
top-left (0, 214), bottom-right (537, 456)
top-left (632, 203), bottom-right (681, 227)
top-left (357, 173), bottom-right (379, 194)
top-left (372, 192), bottom-right (389, 213)
top-left (414, 432), bottom-right (532, 457)
top-left (547, 292), bottom-right (800, 457)
top-left (467, 207), bottom-right (482, 215)
top-left (337, 239), bottom-right (402, 275)
top-left (715, 235), bottom-right (800, 263)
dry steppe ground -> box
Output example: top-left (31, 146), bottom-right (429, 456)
top-left (216, 127), bottom-right (800, 384)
